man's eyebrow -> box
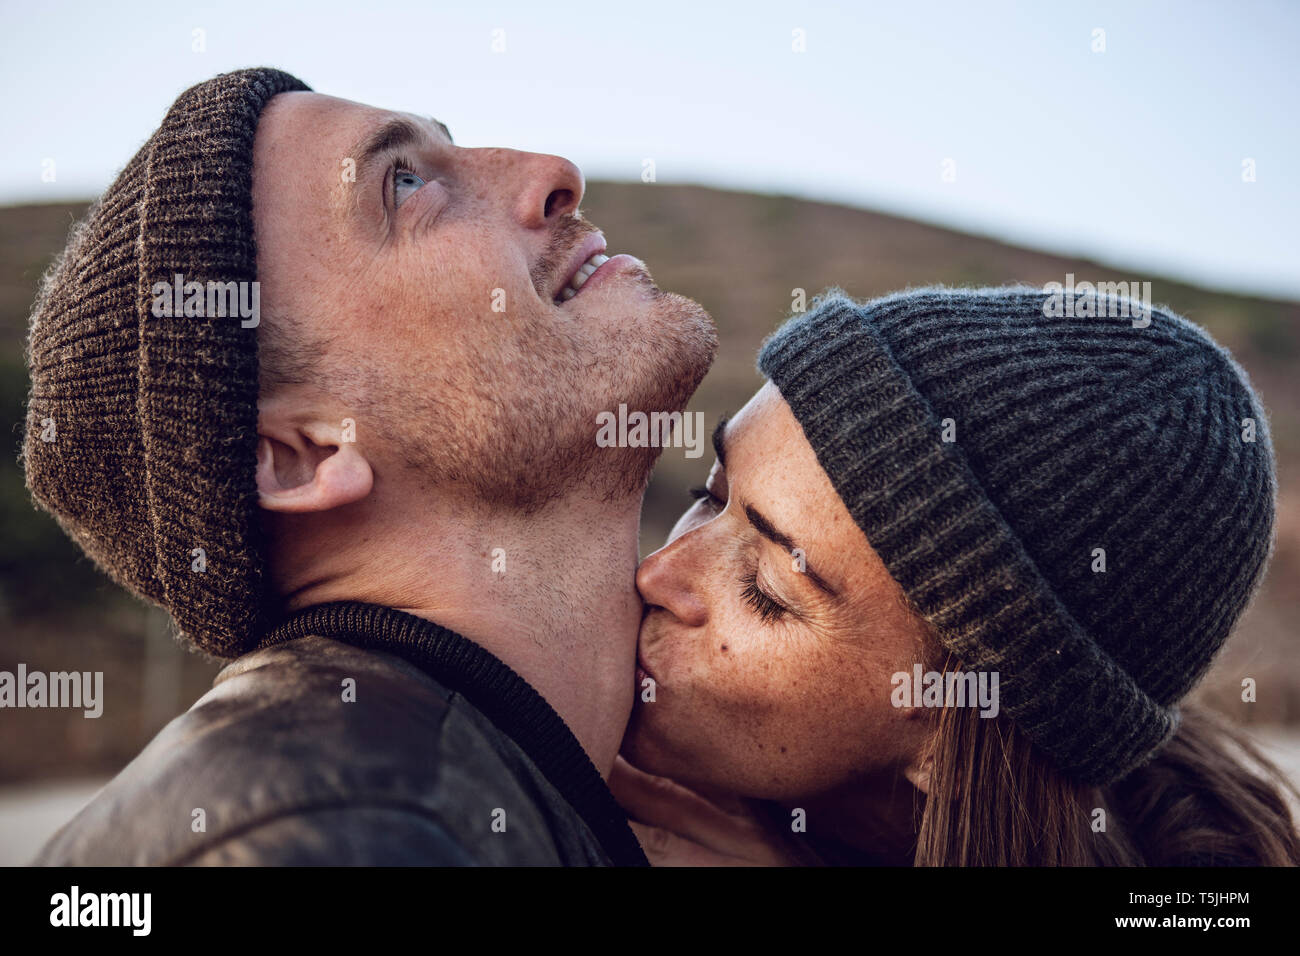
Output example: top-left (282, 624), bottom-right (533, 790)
top-left (349, 116), bottom-right (453, 189)
top-left (714, 416), bottom-right (837, 598)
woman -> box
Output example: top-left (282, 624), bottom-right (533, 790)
top-left (613, 286), bottom-right (1300, 866)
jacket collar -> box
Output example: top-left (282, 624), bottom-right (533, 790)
top-left (257, 601), bottom-right (648, 866)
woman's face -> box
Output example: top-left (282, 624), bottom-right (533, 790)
top-left (623, 382), bottom-right (934, 801)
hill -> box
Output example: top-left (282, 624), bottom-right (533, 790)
top-left (1, 184), bottom-right (1296, 781)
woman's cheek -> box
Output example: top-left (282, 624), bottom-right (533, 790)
top-left (709, 629), bottom-right (796, 719)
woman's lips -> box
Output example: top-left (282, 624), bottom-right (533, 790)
top-left (635, 608), bottom-right (659, 688)
top-left (635, 651), bottom-right (656, 686)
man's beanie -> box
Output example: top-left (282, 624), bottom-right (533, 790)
top-left (22, 68), bottom-right (311, 659)
top-left (758, 286), bottom-right (1276, 784)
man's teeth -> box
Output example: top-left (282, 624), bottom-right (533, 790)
top-left (560, 253), bottom-right (611, 300)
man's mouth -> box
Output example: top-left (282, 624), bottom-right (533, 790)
top-left (551, 231), bottom-right (610, 304)
top-left (558, 252), bottom-right (612, 302)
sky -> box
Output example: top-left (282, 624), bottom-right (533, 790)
top-left (2, 0), bottom-right (1297, 298)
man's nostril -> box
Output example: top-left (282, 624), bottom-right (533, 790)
top-left (544, 188), bottom-right (573, 218)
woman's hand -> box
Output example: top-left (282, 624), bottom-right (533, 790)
top-left (609, 755), bottom-right (802, 866)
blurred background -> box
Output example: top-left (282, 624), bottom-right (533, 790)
top-left (2, 0), bottom-right (1297, 862)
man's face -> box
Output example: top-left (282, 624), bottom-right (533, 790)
top-left (251, 92), bottom-right (716, 507)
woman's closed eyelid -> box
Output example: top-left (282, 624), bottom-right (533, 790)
top-left (742, 559), bottom-right (798, 623)
top-left (688, 482), bottom-right (725, 510)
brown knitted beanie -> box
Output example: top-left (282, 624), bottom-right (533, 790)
top-left (22, 68), bottom-right (311, 659)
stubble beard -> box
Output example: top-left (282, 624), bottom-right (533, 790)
top-left (361, 281), bottom-right (717, 513)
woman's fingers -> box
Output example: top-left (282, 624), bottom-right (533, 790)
top-left (629, 821), bottom-right (753, 867)
top-left (611, 755), bottom-right (794, 865)
top-left (611, 755), bottom-right (734, 833)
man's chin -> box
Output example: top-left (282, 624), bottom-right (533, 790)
top-left (630, 287), bottom-right (716, 408)
top-left (513, 271), bottom-right (715, 503)
top-left (575, 261), bottom-right (709, 334)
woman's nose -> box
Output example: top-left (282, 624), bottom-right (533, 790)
top-left (636, 538), bottom-right (709, 628)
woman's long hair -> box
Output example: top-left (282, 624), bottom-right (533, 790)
top-left (911, 650), bottom-right (1300, 866)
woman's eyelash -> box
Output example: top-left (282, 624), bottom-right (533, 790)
top-left (687, 485), bottom-right (783, 620)
top-left (688, 485), bottom-right (722, 507)
top-left (741, 570), bottom-right (787, 623)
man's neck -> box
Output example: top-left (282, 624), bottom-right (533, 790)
top-left (277, 485), bottom-right (644, 777)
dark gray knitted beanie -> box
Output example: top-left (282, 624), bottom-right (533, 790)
top-left (23, 68), bottom-right (311, 659)
top-left (758, 286), bottom-right (1276, 784)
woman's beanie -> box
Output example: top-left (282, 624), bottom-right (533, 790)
top-left (22, 67), bottom-right (311, 659)
top-left (758, 286), bottom-right (1276, 784)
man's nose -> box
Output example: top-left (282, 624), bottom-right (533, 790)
top-left (477, 148), bottom-right (584, 227)
top-left (636, 538), bottom-right (709, 628)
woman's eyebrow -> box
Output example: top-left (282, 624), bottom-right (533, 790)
top-left (743, 503), bottom-right (837, 598)
top-left (715, 414), bottom-right (837, 596)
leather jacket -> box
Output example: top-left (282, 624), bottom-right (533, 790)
top-left (32, 603), bottom-right (648, 866)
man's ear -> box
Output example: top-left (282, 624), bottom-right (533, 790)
top-left (256, 402), bottom-right (373, 514)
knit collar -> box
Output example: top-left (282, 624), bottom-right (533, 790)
top-left (257, 600), bottom-right (648, 866)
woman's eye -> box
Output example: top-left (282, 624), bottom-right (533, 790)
top-left (740, 570), bottom-right (788, 623)
top-left (393, 169), bottom-right (426, 207)
top-left (688, 485), bottom-right (724, 511)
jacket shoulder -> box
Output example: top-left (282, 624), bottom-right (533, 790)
top-left (180, 805), bottom-right (478, 865)
top-left (33, 636), bottom-right (575, 865)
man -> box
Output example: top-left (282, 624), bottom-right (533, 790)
top-left (24, 67), bottom-right (715, 865)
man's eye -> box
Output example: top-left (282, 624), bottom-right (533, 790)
top-left (393, 169), bottom-right (426, 207)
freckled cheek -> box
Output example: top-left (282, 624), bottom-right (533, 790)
top-left (709, 642), bottom-right (872, 797)
top-left (741, 640), bottom-right (874, 737)
top-left (645, 620), bottom-right (751, 716)
top-left (651, 628), bottom-right (733, 694)
top-left (693, 635), bottom-right (809, 725)
top-left (628, 633), bottom-right (730, 759)
top-left (657, 647), bottom-right (771, 769)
